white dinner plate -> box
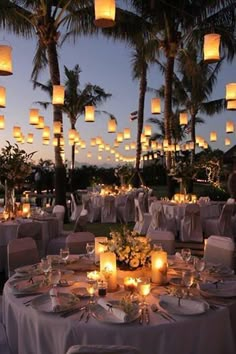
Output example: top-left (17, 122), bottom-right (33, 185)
top-left (31, 292), bottom-right (80, 313)
top-left (91, 301), bottom-right (140, 324)
top-left (199, 281), bottom-right (236, 298)
top-left (9, 275), bottom-right (48, 294)
top-left (14, 264), bottom-right (43, 276)
top-left (159, 295), bottom-right (209, 316)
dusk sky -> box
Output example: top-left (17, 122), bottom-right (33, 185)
top-left (0, 28), bottom-right (235, 166)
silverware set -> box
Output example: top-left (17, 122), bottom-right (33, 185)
top-left (139, 306), bottom-right (150, 325)
top-left (151, 303), bottom-right (176, 322)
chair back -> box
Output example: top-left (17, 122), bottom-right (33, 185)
top-left (204, 235), bottom-right (235, 269)
top-left (53, 205), bottom-right (65, 233)
top-left (148, 230), bottom-right (175, 255)
top-left (17, 221), bottom-right (42, 240)
top-left (219, 203), bottom-right (234, 236)
top-left (66, 232), bottom-right (95, 254)
top-left (73, 211), bottom-right (88, 232)
top-left (150, 202), bottom-right (166, 230)
top-left (180, 204), bottom-right (203, 242)
top-left (66, 345), bottom-right (142, 354)
top-left (134, 198), bottom-right (143, 223)
top-left (7, 237), bottom-right (39, 277)
top-left (101, 196), bottom-right (116, 223)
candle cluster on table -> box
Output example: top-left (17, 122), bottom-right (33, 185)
top-left (151, 250), bottom-right (168, 285)
top-left (123, 277), bottom-right (138, 293)
top-left (87, 270), bottom-right (101, 281)
top-left (22, 203), bottom-right (31, 217)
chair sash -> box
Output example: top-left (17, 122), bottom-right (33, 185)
top-left (219, 203), bottom-right (234, 235)
top-left (151, 204), bottom-right (166, 229)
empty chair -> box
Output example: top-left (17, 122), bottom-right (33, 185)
top-left (133, 198), bottom-right (152, 235)
top-left (204, 203), bottom-right (234, 238)
top-left (101, 196), bottom-right (116, 223)
top-left (147, 202), bottom-right (177, 237)
top-left (17, 221), bottom-right (43, 256)
top-left (70, 193), bottom-right (82, 222)
top-left (7, 237), bottom-right (40, 278)
top-left (147, 230), bottom-right (175, 255)
top-left (82, 195), bottom-right (101, 223)
top-left (0, 323), bottom-right (11, 354)
top-left (204, 235), bottom-right (235, 269)
top-left (66, 345), bottom-right (142, 354)
top-left (179, 204), bottom-right (203, 242)
top-left (73, 210), bottom-right (88, 232)
top-left (66, 232), bottom-right (95, 254)
top-left (116, 194), bottom-right (135, 224)
top-left (53, 205), bottom-right (65, 234)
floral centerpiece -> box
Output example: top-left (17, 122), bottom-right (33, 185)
top-left (106, 226), bottom-right (152, 270)
top-left (0, 141), bottom-right (35, 216)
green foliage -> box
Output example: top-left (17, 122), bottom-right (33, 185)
top-left (200, 185), bottom-right (229, 201)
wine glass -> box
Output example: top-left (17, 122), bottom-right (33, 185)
top-left (87, 280), bottom-right (97, 304)
top-left (137, 277), bottom-right (151, 306)
top-left (181, 248), bottom-right (192, 265)
top-left (182, 270), bottom-right (194, 298)
top-left (60, 247), bottom-right (70, 264)
top-left (86, 242), bottom-right (95, 259)
top-left (41, 257), bottom-right (52, 279)
top-left (194, 257), bottom-right (206, 280)
top-left (50, 269), bottom-right (61, 288)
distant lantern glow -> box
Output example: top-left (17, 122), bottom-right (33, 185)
top-left (226, 83), bottom-right (236, 101)
top-left (203, 33), bottom-right (221, 63)
top-left (27, 133), bottom-right (33, 144)
top-left (179, 112), bottom-right (188, 125)
top-left (225, 137), bottom-right (231, 146)
top-left (0, 45), bottom-right (12, 75)
top-left (68, 129), bottom-right (76, 140)
top-left (108, 117), bottom-right (117, 133)
top-left (226, 121), bottom-right (234, 133)
top-left (52, 85), bottom-right (64, 105)
top-left (123, 128), bottom-right (131, 139)
top-left (85, 105), bottom-right (95, 122)
top-left (163, 139), bottom-right (168, 148)
top-left (42, 126), bottom-right (50, 139)
top-left (13, 126), bottom-right (21, 138)
top-left (117, 132), bottom-right (123, 143)
top-left (29, 108), bottom-right (39, 125)
top-left (210, 131), bottom-right (217, 142)
top-left (43, 139), bottom-right (50, 145)
top-left (94, 0), bottom-right (115, 28)
top-left (53, 121), bottom-right (61, 135)
top-left (90, 138), bottom-right (96, 146)
top-left (0, 86), bottom-right (6, 107)
top-left (36, 115), bottom-right (45, 129)
top-left (0, 115), bottom-right (5, 129)
top-left (144, 125), bottom-right (152, 137)
top-left (227, 100), bottom-right (236, 110)
top-left (96, 136), bottom-right (102, 145)
top-left (151, 98), bottom-right (161, 114)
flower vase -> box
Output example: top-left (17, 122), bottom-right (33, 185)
top-left (5, 186), bottom-right (16, 218)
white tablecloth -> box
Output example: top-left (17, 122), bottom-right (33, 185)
top-left (2, 273), bottom-right (236, 354)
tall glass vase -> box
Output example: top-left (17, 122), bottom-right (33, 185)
top-left (4, 181), bottom-right (16, 218)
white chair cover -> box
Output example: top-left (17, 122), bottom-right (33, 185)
top-left (82, 195), bottom-right (101, 223)
top-left (180, 204), bottom-right (203, 242)
top-left (73, 211), bottom-right (88, 232)
top-left (133, 199), bottom-right (151, 235)
top-left (66, 232), bottom-right (95, 254)
top-left (116, 194), bottom-right (135, 223)
top-left (7, 237), bottom-right (39, 278)
top-left (66, 345), bottom-right (142, 354)
top-left (70, 193), bottom-right (82, 222)
top-left (0, 323), bottom-right (11, 354)
top-left (147, 230), bottom-right (175, 255)
top-left (147, 202), bottom-right (177, 237)
top-left (204, 203), bottom-right (234, 237)
top-left (53, 205), bottom-right (65, 235)
top-left (204, 235), bottom-right (235, 269)
top-left (101, 196), bottom-right (116, 223)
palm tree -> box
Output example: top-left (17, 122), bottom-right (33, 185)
top-left (0, 0), bottom-right (96, 213)
top-left (34, 64), bottom-right (111, 171)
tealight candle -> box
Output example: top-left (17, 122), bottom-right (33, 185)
top-left (100, 251), bottom-right (117, 292)
top-left (95, 237), bottom-right (108, 264)
top-left (87, 271), bottom-right (101, 281)
top-left (151, 250), bottom-right (168, 285)
top-left (124, 277), bottom-right (138, 293)
top-left (22, 203), bottom-right (30, 217)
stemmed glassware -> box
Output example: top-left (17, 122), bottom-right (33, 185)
top-left (181, 248), bottom-right (192, 266)
top-left (194, 257), bottom-right (206, 281)
top-left (137, 277), bottom-right (151, 306)
top-left (50, 269), bottom-right (61, 288)
top-left (41, 257), bottom-right (52, 282)
top-left (182, 270), bottom-right (194, 298)
top-left (86, 242), bottom-right (95, 260)
top-left (60, 247), bottom-right (70, 264)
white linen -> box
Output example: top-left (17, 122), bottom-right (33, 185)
top-left (200, 281), bottom-right (236, 298)
top-left (97, 298), bottom-right (128, 322)
top-left (159, 295), bottom-right (207, 315)
top-left (49, 288), bottom-right (62, 312)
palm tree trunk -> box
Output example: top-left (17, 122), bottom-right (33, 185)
top-left (46, 42), bottom-right (67, 213)
top-left (190, 114), bottom-right (196, 165)
top-left (164, 56), bottom-right (175, 198)
top-left (71, 122), bottom-right (75, 171)
top-left (134, 63), bottom-right (147, 187)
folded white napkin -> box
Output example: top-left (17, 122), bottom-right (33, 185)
top-left (175, 252), bottom-right (183, 261)
top-left (200, 281), bottom-right (236, 297)
top-left (49, 288), bottom-right (62, 312)
top-left (159, 295), bottom-right (207, 315)
top-left (97, 298), bottom-right (129, 322)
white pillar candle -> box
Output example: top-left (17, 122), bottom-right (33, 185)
top-left (95, 237), bottom-right (108, 264)
top-left (100, 252), bottom-right (117, 292)
top-left (151, 251), bottom-right (168, 285)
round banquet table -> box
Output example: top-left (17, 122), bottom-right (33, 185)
top-left (2, 269), bottom-right (236, 354)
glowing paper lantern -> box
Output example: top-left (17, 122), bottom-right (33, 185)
top-left (227, 100), bottom-right (236, 110)
top-left (96, 136), bottom-right (102, 145)
top-left (225, 137), bottom-right (231, 146)
top-left (94, 0), bottom-right (115, 28)
top-left (68, 129), bottom-right (76, 140)
top-left (0, 115), bottom-right (5, 129)
top-left (0, 45), bottom-right (12, 75)
top-left (52, 85), bottom-right (65, 105)
top-left (43, 139), bottom-right (50, 145)
top-left (36, 115), bottom-right (45, 129)
top-left (90, 138), bottom-right (96, 146)
top-left (144, 125), bottom-right (152, 137)
top-left (53, 121), bottom-right (61, 135)
top-left (13, 126), bottom-right (21, 138)
top-left (42, 126), bottom-right (50, 139)
top-left (27, 133), bottom-right (33, 144)
top-left (108, 117), bottom-right (117, 133)
top-left (203, 33), bottom-right (221, 63)
top-left (123, 128), bottom-right (131, 139)
top-left (226, 121), bottom-right (234, 133)
top-left (29, 108), bottom-right (39, 125)
top-left (0, 86), bottom-right (6, 107)
top-left (210, 131), bottom-right (217, 142)
top-left (179, 112), bottom-right (188, 125)
top-left (151, 98), bottom-right (161, 114)
top-left (226, 83), bottom-right (236, 101)
top-left (85, 105), bottom-right (95, 122)
top-left (117, 132), bottom-right (123, 143)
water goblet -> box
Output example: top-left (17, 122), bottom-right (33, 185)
top-left (50, 269), bottom-right (61, 288)
top-left (86, 242), bottom-right (95, 259)
top-left (41, 257), bottom-right (52, 280)
top-left (137, 277), bottom-right (151, 306)
top-left (87, 280), bottom-right (97, 304)
top-left (182, 270), bottom-right (194, 298)
top-left (60, 247), bottom-right (70, 264)
top-left (194, 257), bottom-right (206, 281)
top-left (181, 248), bottom-right (192, 266)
